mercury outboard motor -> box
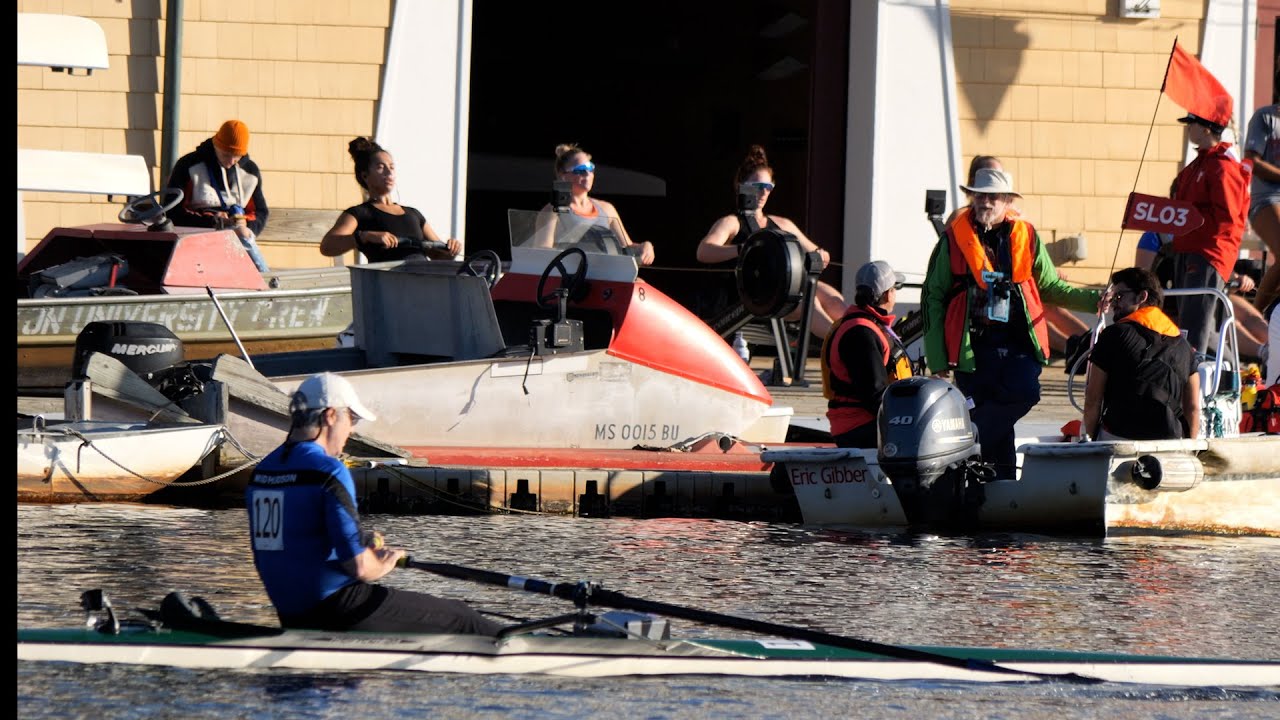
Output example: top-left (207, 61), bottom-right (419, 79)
top-left (877, 377), bottom-right (992, 528)
top-left (71, 321), bottom-right (203, 401)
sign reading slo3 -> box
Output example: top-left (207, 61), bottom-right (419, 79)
top-left (1122, 192), bottom-right (1204, 236)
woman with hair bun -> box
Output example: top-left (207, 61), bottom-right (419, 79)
top-left (697, 144), bottom-right (846, 339)
top-left (320, 137), bottom-right (462, 263)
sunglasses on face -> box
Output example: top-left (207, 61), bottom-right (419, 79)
top-left (751, 182), bottom-right (775, 193)
top-left (565, 162), bottom-right (596, 176)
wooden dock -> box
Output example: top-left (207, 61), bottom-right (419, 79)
top-left (757, 355), bottom-right (1084, 432)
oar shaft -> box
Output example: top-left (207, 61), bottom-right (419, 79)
top-left (401, 559), bottom-right (1096, 683)
top-left (584, 589), bottom-right (979, 668)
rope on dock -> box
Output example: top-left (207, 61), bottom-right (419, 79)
top-left (48, 425), bottom-right (257, 489)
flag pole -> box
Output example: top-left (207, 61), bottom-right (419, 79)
top-left (1158, 36), bottom-right (1177, 92)
top-left (1109, 37), bottom-right (1178, 276)
top-left (1074, 39), bottom-right (1182, 435)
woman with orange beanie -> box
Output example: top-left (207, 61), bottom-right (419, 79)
top-left (164, 119), bottom-right (271, 272)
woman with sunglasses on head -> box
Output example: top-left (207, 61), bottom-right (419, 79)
top-left (320, 137), bottom-right (462, 263)
top-left (697, 145), bottom-right (846, 340)
top-left (534, 144), bottom-right (655, 265)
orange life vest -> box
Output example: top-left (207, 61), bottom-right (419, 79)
top-left (943, 208), bottom-right (1049, 364)
top-left (1118, 305), bottom-right (1180, 337)
top-left (822, 307), bottom-right (912, 433)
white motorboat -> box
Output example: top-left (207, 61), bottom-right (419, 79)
top-left (68, 210), bottom-right (790, 466)
top-left (17, 194), bottom-right (352, 390)
top-left (17, 418), bottom-right (226, 504)
top-left (765, 288), bottom-right (1280, 537)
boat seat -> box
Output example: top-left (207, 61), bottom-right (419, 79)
top-left (350, 264), bottom-right (507, 367)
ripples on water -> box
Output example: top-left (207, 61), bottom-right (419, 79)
top-left (17, 505), bottom-right (1280, 718)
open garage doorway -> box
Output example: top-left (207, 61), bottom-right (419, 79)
top-left (464, 0), bottom-right (848, 313)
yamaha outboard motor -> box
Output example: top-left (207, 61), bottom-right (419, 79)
top-left (877, 377), bottom-right (992, 528)
top-left (72, 321), bottom-right (203, 401)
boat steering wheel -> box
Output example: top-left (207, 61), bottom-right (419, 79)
top-left (118, 189), bottom-right (185, 228)
top-left (458, 250), bottom-right (503, 290)
top-left (536, 247), bottom-right (589, 309)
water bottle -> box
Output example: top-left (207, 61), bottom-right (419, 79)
top-left (732, 331), bottom-right (750, 363)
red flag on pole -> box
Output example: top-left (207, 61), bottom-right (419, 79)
top-left (1161, 40), bottom-right (1232, 126)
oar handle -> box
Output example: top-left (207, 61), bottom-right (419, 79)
top-left (402, 558), bottom-right (584, 603)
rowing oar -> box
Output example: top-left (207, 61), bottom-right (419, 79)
top-left (401, 559), bottom-right (1102, 684)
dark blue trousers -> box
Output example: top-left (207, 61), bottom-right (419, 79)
top-left (954, 337), bottom-right (1041, 479)
top-left (1172, 251), bottom-right (1224, 358)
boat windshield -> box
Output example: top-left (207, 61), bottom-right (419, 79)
top-left (508, 209), bottom-right (632, 257)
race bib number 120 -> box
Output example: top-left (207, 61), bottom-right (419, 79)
top-left (250, 489), bottom-right (285, 551)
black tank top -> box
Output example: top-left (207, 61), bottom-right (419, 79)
top-left (346, 201), bottom-right (427, 263)
top-left (708, 215), bottom-right (781, 271)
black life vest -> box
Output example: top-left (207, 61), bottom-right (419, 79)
top-left (1108, 328), bottom-right (1189, 438)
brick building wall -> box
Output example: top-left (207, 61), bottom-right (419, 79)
top-left (19, 1), bottom-right (1225, 284)
top-left (16, 0), bottom-right (392, 268)
top-left (950, 0), bottom-right (1212, 286)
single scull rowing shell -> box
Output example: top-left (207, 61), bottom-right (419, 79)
top-left (17, 627), bottom-right (1279, 687)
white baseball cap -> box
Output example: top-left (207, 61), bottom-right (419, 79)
top-left (289, 372), bottom-right (376, 422)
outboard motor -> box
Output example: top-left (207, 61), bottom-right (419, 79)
top-left (877, 377), bottom-right (992, 528)
top-left (71, 321), bottom-right (203, 401)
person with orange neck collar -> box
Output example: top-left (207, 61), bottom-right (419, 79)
top-left (1082, 267), bottom-right (1201, 441)
top-left (922, 168), bottom-right (1100, 479)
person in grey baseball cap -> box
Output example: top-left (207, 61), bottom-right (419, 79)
top-left (821, 260), bottom-right (913, 448)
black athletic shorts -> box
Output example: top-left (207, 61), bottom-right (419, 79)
top-left (280, 582), bottom-right (501, 636)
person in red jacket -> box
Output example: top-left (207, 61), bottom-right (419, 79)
top-left (1169, 111), bottom-right (1250, 357)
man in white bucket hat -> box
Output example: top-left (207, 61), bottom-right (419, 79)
top-left (922, 168), bottom-right (1101, 479)
top-left (245, 372), bottom-right (501, 635)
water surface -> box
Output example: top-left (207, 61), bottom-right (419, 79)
top-left (17, 505), bottom-right (1280, 718)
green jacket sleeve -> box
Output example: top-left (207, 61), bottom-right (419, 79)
top-left (1031, 232), bottom-right (1101, 313)
top-left (921, 236), bottom-right (953, 373)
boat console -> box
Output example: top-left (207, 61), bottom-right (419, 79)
top-left (17, 190), bottom-right (270, 297)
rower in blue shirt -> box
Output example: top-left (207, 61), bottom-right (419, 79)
top-left (247, 372), bottom-right (500, 634)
